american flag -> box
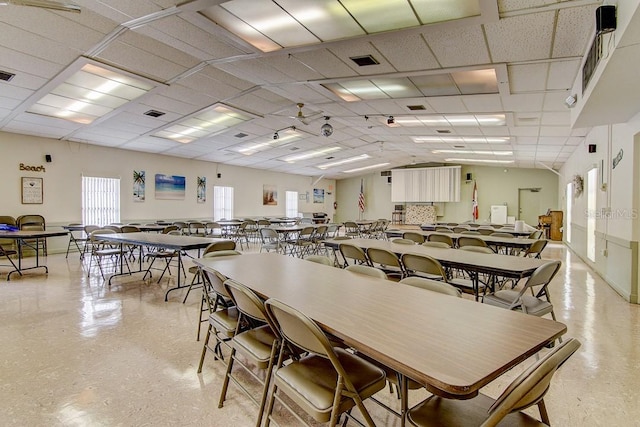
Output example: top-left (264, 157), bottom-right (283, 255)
top-left (472, 180), bottom-right (478, 221)
top-left (358, 179), bottom-right (365, 212)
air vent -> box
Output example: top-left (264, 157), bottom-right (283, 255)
top-left (453, 145), bottom-right (465, 149)
top-left (289, 147), bottom-right (300, 151)
top-left (436, 129), bottom-right (451, 134)
top-left (407, 105), bottom-right (426, 111)
top-left (325, 156), bottom-right (335, 160)
top-left (144, 109), bottom-right (165, 117)
top-left (380, 170), bottom-right (391, 176)
top-left (349, 55), bottom-right (379, 66)
top-left (0, 70), bottom-right (16, 82)
top-left (234, 132), bottom-right (249, 138)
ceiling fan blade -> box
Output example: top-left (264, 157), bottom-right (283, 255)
top-left (8, 0), bottom-right (81, 12)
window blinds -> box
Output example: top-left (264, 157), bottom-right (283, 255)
top-left (391, 166), bottom-right (461, 202)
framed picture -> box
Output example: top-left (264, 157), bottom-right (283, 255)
top-left (263, 185), bottom-right (277, 205)
top-left (313, 188), bottom-right (325, 203)
top-left (21, 177), bottom-right (43, 204)
top-left (133, 170), bottom-right (145, 202)
top-left (155, 174), bottom-right (186, 200)
top-left (197, 176), bottom-right (206, 203)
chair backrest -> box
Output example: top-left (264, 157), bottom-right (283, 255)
top-left (524, 239), bottom-right (548, 258)
top-left (457, 236), bottom-right (487, 248)
top-left (482, 338), bottom-right (581, 426)
top-left (224, 279), bottom-right (272, 326)
top-left (0, 216), bottom-right (17, 226)
top-left (189, 221), bottom-right (206, 235)
top-left (403, 231), bottom-right (425, 243)
top-left (460, 230), bottom-right (481, 235)
top-left (339, 243), bottom-right (369, 266)
top-left (89, 228), bottom-right (115, 242)
top-left (120, 225), bottom-right (140, 233)
top-left (421, 241), bottom-right (451, 249)
top-left (528, 230), bottom-right (544, 239)
top-left (400, 253), bottom-right (447, 280)
top-left (202, 269), bottom-right (232, 298)
top-left (257, 219), bottom-right (271, 227)
top-left (391, 238), bottom-right (415, 245)
top-left (427, 233), bottom-right (454, 247)
top-left (366, 247), bottom-right (401, 269)
top-left (435, 227), bottom-right (452, 232)
top-left (446, 223), bottom-right (458, 226)
top-left (17, 214), bottom-right (45, 229)
top-left (203, 250), bottom-right (242, 258)
top-left (477, 228), bottom-right (494, 235)
top-left (399, 277), bottom-right (462, 297)
top-left (304, 255), bottom-right (333, 266)
top-left (459, 246), bottom-right (495, 254)
top-left (104, 225), bottom-right (121, 232)
top-left (203, 240), bottom-right (237, 255)
top-left (84, 225), bottom-right (100, 234)
top-left (162, 225), bottom-right (179, 234)
top-left (523, 260), bottom-right (561, 293)
top-left (490, 232), bottom-right (514, 238)
top-left (260, 227), bottom-right (279, 241)
top-left (452, 227), bottom-right (469, 233)
top-left (344, 264), bottom-right (387, 279)
top-left (326, 224), bottom-right (339, 238)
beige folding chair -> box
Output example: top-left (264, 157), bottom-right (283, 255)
top-left (392, 238), bottom-right (416, 245)
top-left (338, 243), bottom-right (369, 267)
top-left (183, 241), bottom-right (238, 303)
top-left (399, 277), bottom-right (462, 297)
top-left (403, 231), bottom-right (425, 244)
top-left (400, 253), bottom-right (447, 281)
top-left (263, 298), bottom-right (387, 427)
top-left (218, 279), bottom-right (281, 427)
top-left (457, 236), bottom-right (489, 249)
top-left (421, 241), bottom-right (451, 249)
top-left (366, 247), bottom-right (405, 280)
top-left (407, 338), bottom-right (581, 427)
top-left (345, 264), bottom-right (387, 279)
top-left (522, 239), bottom-right (548, 259)
top-left (427, 233), bottom-right (454, 247)
top-left (304, 255), bottom-right (333, 266)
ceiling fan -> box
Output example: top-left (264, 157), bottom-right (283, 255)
top-left (288, 103), bottom-right (323, 125)
top-left (0, 0), bottom-right (81, 13)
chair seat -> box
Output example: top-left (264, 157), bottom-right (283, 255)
top-left (274, 347), bottom-right (386, 423)
top-left (484, 290), bottom-right (553, 317)
top-left (407, 393), bottom-right (546, 427)
top-left (232, 324), bottom-right (278, 369)
top-left (209, 307), bottom-right (239, 338)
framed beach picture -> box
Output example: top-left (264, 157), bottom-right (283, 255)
top-left (313, 188), bottom-right (324, 203)
top-left (133, 170), bottom-right (145, 202)
top-left (197, 176), bottom-right (206, 203)
top-left (155, 174), bottom-right (186, 200)
top-left (263, 185), bottom-right (277, 205)
top-left (21, 177), bottom-right (43, 204)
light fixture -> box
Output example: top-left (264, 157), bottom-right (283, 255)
top-left (231, 126), bottom-right (302, 155)
top-left (343, 162), bottom-right (391, 173)
top-left (412, 136), bottom-right (510, 144)
top-left (433, 149), bottom-right (513, 156)
top-left (444, 158), bottom-right (514, 164)
top-left (280, 146), bottom-right (342, 163)
top-left (387, 116), bottom-right (395, 125)
top-left (273, 132), bottom-right (279, 140)
top-left (320, 117), bottom-right (333, 137)
top-left (317, 154), bottom-right (371, 170)
top-left (564, 94), bottom-right (577, 108)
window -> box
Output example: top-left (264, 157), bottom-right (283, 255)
top-left (82, 176), bottom-right (120, 226)
top-left (285, 191), bottom-right (299, 218)
top-left (214, 186), bottom-right (234, 221)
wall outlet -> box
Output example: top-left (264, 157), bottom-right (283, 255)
top-left (601, 249), bottom-right (608, 257)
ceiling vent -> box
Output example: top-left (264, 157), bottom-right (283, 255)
top-left (289, 146), bottom-right (300, 151)
top-left (407, 105), bottom-right (426, 111)
top-left (325, 156), bottom-right (335, 160)
top-left (380, 170), bottom-right (391, 176)
top-left (234, 132), bottom-right (248, 138)
top-left (349, 55), bottom-right (379, 66)
top-left (0, 70), bottom-right (16, 82)
top-left (144, 109), bottom-right (165, 117)
top-left (436, 129), bottom-right (451, 134)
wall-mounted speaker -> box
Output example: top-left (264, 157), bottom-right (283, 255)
top-left (45, 154), bottom-right (52, 162)
top-left (387, 176), bottom-right (392, 184)
top-left (588, 144), bottom-right (597, 153)
top-left (217, 173), bottom-right (221, 178)
top-left (466, 173), bottom-right (472, 181)
top-left (596, 5), bottom-right (616, 34)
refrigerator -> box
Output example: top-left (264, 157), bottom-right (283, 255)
top-left (490, 205), bottom-right (508, 224)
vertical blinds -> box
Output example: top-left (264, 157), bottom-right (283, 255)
top-left (391, 166), bottom-right (461, 202)
top-left (213, 186), bottom-right (234, 221)
top-left (82, 176), bottom-right (121, 226)
top-left (285, 191), bottom-right (299, 218)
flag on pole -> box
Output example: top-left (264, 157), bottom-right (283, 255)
top-left (358, 179), bottom-right (365, 213)
top-left (472, 180), bottom-right (479, 221)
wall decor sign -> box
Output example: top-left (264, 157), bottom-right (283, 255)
top-left (21, 177), bottom-right (43, 204)
top-left (19, 163), bottom-right (46, 172)
top-left (263, 185), bottom-right (277, 205)
top-left (612, 149), bottom-right (623, 169)
top-left (133, 170), bottom-right (145, 202)
top-left (155, 174), bottom-right (186, 200)
top-left (197, 176), bottom-right (206, 203)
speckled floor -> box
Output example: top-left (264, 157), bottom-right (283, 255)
top-left (0, 241), bottom-right (638, 426)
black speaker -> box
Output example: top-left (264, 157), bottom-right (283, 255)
top-left (596, 5), bottom-right (616, 34)
top-left (588, 144), bottom-right (597, 153)
top-left (45, 154), bottom-right (52, 162)
top-left (466, 173), bottom-right (472, 181)
top-left (387, 176), bottom-right (392, 184)
top-left (217, 173), bottom-right (221, 178)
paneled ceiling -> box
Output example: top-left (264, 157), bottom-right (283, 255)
top-left (0, 0), bottom-right (612, 178)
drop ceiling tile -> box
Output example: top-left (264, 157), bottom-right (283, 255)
top-left (327, 40), bottom-right (395, 75)
top-left (0, 46), bottom-right (63, 80)
top-left (485, 12), bottom-right (555, 63)
top-left (542, 91), bottom-right (571, 112)
top-left (547, 59), bottom-right (580, 90)
top-left (423, 25), bottom-right (490, 68)
top-left (461, 94), bottom-right (503, 113)
top-left (541, 111), bottom-right (570, 126)
top-left (553, 5), bottom-right (598, 58)
top-left (425, 97), bottom-right (469, 113)
top-left (508, 63), bottom-right (548, 93)
top-left (501, 93), bottom-right (544, 112)
top-left (0, 23), bottom-right (83, 66)
top-left (371, 32), bottom-right (439, 72)
top-left (510, 126), bottom-right (540, 137)
top-left (497, 1), bottom-right (556, 13)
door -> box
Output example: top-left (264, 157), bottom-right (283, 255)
top-left (518, 188), bottom-right (541, 227)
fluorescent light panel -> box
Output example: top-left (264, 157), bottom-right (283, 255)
top-left (445, 158), bottom-right (514, 164)
top-left (27, 63), bottom-right (154, 124)
top-left (343, 162), bottom-right (391, 173)
top-left (323, 69), bottom-right (497, 102)
top-left (280, 146), bottom-right (342, 163)
top-left (317, 154), bottom-right (370, 170)
top-left (230, 128), bottom-right (302, 155)
top-left (433, 150), bottom-right (512, 155)
top-left (396, 114), bottom-right (506, 127)
top-left (413, 136), bottom-right (510, 143)
top-left (154, 104), bottom-right (254, 144)
top-left (201, 0), bottom-right (480, 52)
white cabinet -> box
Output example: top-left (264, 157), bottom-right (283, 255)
top-left (490, 205), bottom-right (508, 224)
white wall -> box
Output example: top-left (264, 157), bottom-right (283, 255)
top-left (559, 114), bottom-right (640, 303)
top-left (336, 165), bottom-right (558, 225)
top-left (0, 132), bottom-right (335, 250)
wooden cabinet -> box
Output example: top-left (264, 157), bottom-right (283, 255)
top-left (538, 211), bottom-right (563, 241)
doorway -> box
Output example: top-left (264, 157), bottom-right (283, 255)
top-left (518, 188), bottom-right (542, 227)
